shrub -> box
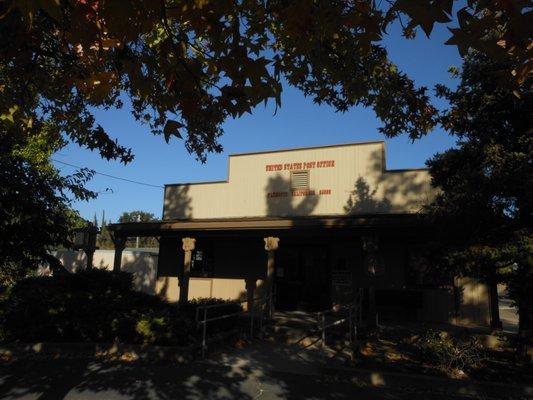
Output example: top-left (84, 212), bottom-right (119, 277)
top-left (0, 270), bottom-right (241, 346)
top-left (418, 330), bottom-right (484, 371)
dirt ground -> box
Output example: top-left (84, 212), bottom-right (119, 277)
top-left (347, 324), bottom-right (531, 385)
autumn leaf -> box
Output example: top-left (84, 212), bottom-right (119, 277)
top-left (0, 105), bottom-right (19, 124)
top-left (394, 0), bottom-right (452, 37)
top-left (163, 120), bottom-right (184, 142)
top-left (1, 0), bottom-right (529, 164)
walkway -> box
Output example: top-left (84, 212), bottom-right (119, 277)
top-left (0, 308), bottom-right (522, 399)
top-left (0, 339), bottom-right (506, 400)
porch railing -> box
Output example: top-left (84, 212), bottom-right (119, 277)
top-left (195, 293), bottom-right (272, 358)
top-left (316, 288), bottom-right (364, 348)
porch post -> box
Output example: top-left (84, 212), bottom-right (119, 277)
top-left (180, 237), bottom-right (196, 304)
top-left (112, 235), bottom-right (127, 273)
top-left (246, 277), bottom-right (257, 338)
top-left (84, 224), bottom-right (99, 271)
top-left (264, 236), bottom-right (279, 319)
top-left (362, 234), bottom-right (379, 327)
top-left (245, 278), bottom-right (257, 314)
top-left (86, 248), bottom-right (95, 271)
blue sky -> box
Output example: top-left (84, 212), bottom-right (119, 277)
top-left (54, 21), bottom-right (461, 223)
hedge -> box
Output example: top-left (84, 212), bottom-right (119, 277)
top-left (0, 269), bottom-right (242, 346)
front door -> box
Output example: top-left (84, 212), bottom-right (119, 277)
top-left (274, 246), bottom-right (330, 311)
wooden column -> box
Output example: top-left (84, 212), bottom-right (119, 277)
top-left (264, 236), bottom-right (279, 319)
top-left (86, 248), bottom-right (95, 271)
top-left (112, 235), bottom-right (127, 273)
top-left (180, 237), bottom-right (196, 304)
top-left (245, 278), bottom-right (257, 315)
top-left (362, 234), bottom-right (379, 327)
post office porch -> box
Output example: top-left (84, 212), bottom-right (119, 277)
top-left (108, 214), bottom-right (468, 325)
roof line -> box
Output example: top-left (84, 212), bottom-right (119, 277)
top-left (227, 140), bottom-right (385, 158)
top-left (107, 213), bottom-right (426, 232)
top-left (164, 180), bottom-right (227, 187)
top-left (165, 140), bottom-right (386, 187)
top-left (386, 167), bottom-right (429, 172)
top-left (109, 212), bottom-right (421, 225)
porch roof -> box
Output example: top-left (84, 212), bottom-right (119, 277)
top-left (107, 213), bottom-right (427, 237)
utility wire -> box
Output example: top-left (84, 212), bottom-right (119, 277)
top-left (51, 159), bottom-right (164, 189)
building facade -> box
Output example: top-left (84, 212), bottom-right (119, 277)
top-left (109, 141), bottom-right (491, 326)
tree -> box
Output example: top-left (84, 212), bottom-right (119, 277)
top-left (425, 52), bottom-right (532, 349)
top-left (118, 211), bottom-right (158, 248)
top-left (96, 213), bottom-right (114, 250)
top-left (1, 1), bottom-right (529, 164)
top-left (0, 125), bottom-right (94, 286)
top-left (1, 0), bottom-right (530, 283)
top-left (118, 211), bottom-right (157, 224)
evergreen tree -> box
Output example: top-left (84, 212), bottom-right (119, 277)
top-left (118, 211), bottom-right (158, 249)
top-left (426, 52), bottom-right (532, 351)
top-left (96, 212), bottom-right (114, 250)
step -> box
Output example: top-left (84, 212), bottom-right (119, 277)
top-left (264, 326), bottom-right (319, 346)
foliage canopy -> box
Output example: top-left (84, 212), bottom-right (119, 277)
top-left (1, 0), bottom-right (530, 163)
top-left (0, 0), bottom-right (530, 284)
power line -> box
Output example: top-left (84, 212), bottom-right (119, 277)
top-left (51, 159), bottom-right (164, 189)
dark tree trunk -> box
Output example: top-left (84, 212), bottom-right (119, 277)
top-left (488, 278), bottom-right (502, 330)
top-left (517, 284), bottom-right (531, 360)
top-left (367, 286), bottom-right (377, 327)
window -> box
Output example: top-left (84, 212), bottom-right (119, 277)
top-left (191, 247), bottom-right (214, 277)
top-left (290, 170), bottom-right (309, 190)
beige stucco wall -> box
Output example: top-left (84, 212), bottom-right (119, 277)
top-left (163, 142), bottom-right (435, 220)
top-left (155, 277), bottom-right (246, 303)
top-left (52, 250), bottom-right (158, 295)
top-left (52, 250), bottom-right (247, 303)
top-left (454, 277), bottom-right (491, 326)
top-left (410, 279), bottom-right (490, 326)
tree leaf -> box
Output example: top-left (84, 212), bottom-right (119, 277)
top-left (0, 105), bottom-right (19, 124)
top-left (163, 120), bottom-right (184, 142)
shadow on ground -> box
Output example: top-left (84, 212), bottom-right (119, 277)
top-left (0, 357), bottom-right (363, 400)
top-left (0, 340), bottom-right (483, 400)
